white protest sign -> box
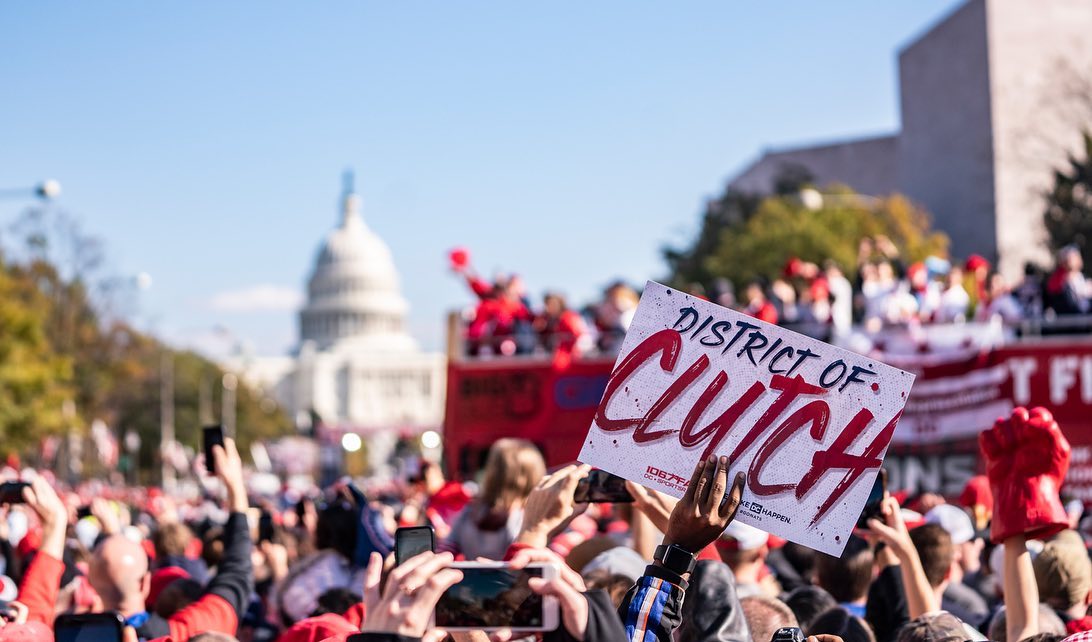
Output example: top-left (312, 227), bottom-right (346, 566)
top-left (578, 281), bottom-right (915, 555)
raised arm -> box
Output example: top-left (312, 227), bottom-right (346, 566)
top-left (166, 438), bottom-right (254, 640)
top-left (868, 497), bottom-right (936, 618)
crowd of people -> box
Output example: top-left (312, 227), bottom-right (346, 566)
top-left (453, 239), bottom-right (1092, 359)
top-left (0, 406), bottom-right (1088, 642)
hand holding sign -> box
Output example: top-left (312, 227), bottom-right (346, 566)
top-left (663, 454), bottom-right (745, 554)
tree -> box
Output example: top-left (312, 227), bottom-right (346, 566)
top-left (2, 206), bottom-right (292, 478)
top-left (668, 183), bottom-right (948, 290)
top-left (1044, 131), bottom-right (1092, 269)
top-left (0, 258), bottom-right (72, 454)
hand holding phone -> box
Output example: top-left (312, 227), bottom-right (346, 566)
top-left (574, 469), bottom-right (634, 503)
top-left (357, 552), bottom-right (466, 640)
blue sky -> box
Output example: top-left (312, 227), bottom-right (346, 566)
top-left (0, 1), bottom-right (963, 356)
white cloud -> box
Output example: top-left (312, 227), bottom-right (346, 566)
top-left (208, 284), bottom-right (304, 313)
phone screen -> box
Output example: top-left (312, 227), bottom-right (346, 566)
top-left (395, 526), bottom-right (435, 565)
top-left (203, 425), bottom-right (225, 474)
top-left (0, 482), bottom-right (29, 504)
top-left (574, 470), bottom-right (634, 503)
top-left (55, 615), bottom-right (123, 642)
top-left (856, 469), bottom-right (887, 529)
top-left (435, 567), bottom-right (544, 628)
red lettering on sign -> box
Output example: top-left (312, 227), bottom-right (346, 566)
top-left (594, 328), bottom-right (899, 530)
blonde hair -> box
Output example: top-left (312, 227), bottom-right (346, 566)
top-left (478, 438), bottom-right (546, 512)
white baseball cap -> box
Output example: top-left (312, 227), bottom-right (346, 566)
top-left (924, 504), bottom-right (975, 545)
top-left (720, 521), bottom-right (769, 551)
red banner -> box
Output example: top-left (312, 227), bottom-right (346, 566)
top-left (443, 340), bottom-right (1092, 503)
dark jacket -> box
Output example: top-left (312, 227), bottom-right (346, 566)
top-left (866, 564), bottom-right (909, 642)
top-left (679, 561), bottom-right (751, 642)
top-left (143, 511), bottom-right (254, 642)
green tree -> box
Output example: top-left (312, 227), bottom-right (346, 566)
top-left (1044, 131), bottom-right (1092, 270)
top-left (0, 258), bottom-right (72, 454)
top-left (3, 206), bottom-right (292, 479)
top-left (705, 189), bottom-right (948, 286)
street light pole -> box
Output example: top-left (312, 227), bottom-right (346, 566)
top-left (160, 351), bottom-right (176, 492)
top-left (0, 180), bottom-right (62, 201)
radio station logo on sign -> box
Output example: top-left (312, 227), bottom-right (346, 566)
top-left (578, 281), bottom-right (915, 556)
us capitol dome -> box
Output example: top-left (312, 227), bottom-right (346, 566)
top-left (230, 173), bottom-right (445, 467)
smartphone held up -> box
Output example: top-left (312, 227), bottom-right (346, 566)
top-left (0, 481), bottom-right (29, 505)
top-left (435, 561), bottom-right (559, 632)
top-left (574, 469), bottom-right (633, 503)
top-left (203, 424), bottom-right (225, 475)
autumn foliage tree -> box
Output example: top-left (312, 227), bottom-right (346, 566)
top-left (667, 179), bottom-right (949, 289)
top-left (1, 206), bottom-right (291, 478)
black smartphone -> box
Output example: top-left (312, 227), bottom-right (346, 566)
top-left (856, 469), bottom-right (888, 530)
top-left (0, 482), bottom-right (30, 505)
top-left (55, 612), bottom-right (125, 642)
top-left (771, 626), bottom-right (805, 642)
top-left (574, 469), bottom-right (634, 503)
top-left (258, 510), bottom-right (275, 544)
top-left (76, 505), bottom-right (93, 520)
top-left (203, 424), bottom-right (225, 475)
top-left (395, 525), bottom-right (435, 565)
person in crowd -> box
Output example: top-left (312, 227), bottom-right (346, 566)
top-left (743, 279), bottom-right (778, 324)
top-left (1034, 534), bottom-right (1092, 631)
top-left (152, 522), bottom-right (209, 585)
top-left (444, 438), bottom-right (545, 561)
top-left (936, 266), bottom-right (970, 322)
top-left (906, 262), bottom-right (940, 322)
top-left (908, 523), bottom-right (987, 630)
top-left (810, 606), bottom-right (877, 642)
top-left (785, 586), bottom-right (838, 636)
top-left (271, 482), bottom-right (386, 626)
top-left (12, 440), bottom-right (253, 642)
top-left (535, 291), bottom-right (591, 356)
top-left (716, 522), bottom-right (780, 599)
top-left (816, 535), bottom-right (873, 619)
top-left (922, 505), bottom-right (988, 628)
top-left (989, 605), bottom-right (1066, 642)
top-left (975, 272), bottom-right (1024, 324)
top-left (741, 596), bottom-right (799, 642)
top-left (594, 281), bottom-right (639, 352)
top-left (825, 261), bottom-right (854, 337)
top-left (1046, 245), bottom-right (1090, 315)
top-left (678, 560), bottom-right (752, 642)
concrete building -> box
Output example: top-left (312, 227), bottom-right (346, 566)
top-left (228, 175), bottom-right (445, 470)
top-left (729, 0), bottom-right (1092, 277)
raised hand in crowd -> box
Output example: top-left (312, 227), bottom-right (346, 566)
top-left (980, 406), bottom-right (1071, 642)
top-left (625, 480), bottom-right (677, 533)
top-left (509, 547), bottom-right (588, 640)
top-left (663, 454), bottom-right (745, 556)
top-left (979, 406), bottom-right (1071, 544)
top-left (361, 551), bottom-right (464, 642)
top-left (867, 496), bottom-right (937, 618)
top-left (211, 437), bottom-right (249, 515)
top-left (517, 463), bottom-right (591, 548)
top-left (21, 475), bottom-right (68, 560)
top-left (91, 496), bottom-right (121, 536)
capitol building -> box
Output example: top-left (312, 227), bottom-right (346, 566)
top-left (229, 175), bottom-right (445, 466)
